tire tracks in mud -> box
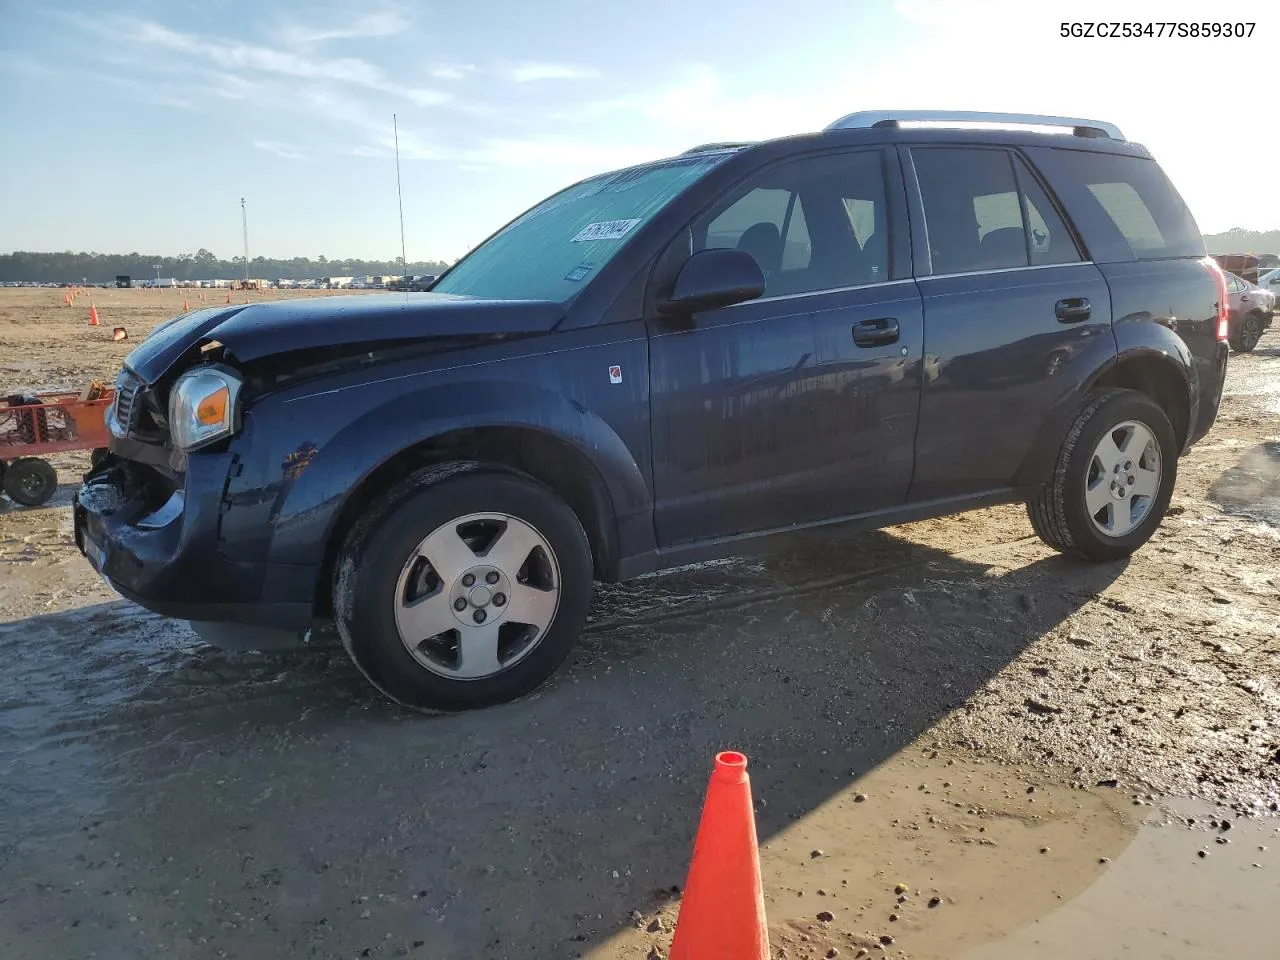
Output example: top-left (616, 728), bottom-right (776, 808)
top-left (582, 534), bottom-right (1040, 635)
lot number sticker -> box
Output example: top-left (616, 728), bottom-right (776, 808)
top-left (572, 219), bottom-right (641, 243)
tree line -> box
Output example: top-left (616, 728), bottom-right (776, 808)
top-left (1202, 228), bottom-right (1280, 257)
top-left (0, 250), bottom-right (453, 284)
top-left (3, 228), bottom-right (1276, 284)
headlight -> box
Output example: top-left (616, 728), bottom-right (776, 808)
top-left (168, 366), bottom-right (242, 452)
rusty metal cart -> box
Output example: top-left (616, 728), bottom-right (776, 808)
top-left (1, 383), bottom-right (113, 506)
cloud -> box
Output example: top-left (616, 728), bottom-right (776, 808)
top-left (508, 62), bottom-right (601, 83)
top-left (110, 16), bottom-right (449, 107)
top-left (431, 64), bottom-right (478, 80)
top-left (254, 140), bottom-right (308, 160)
top-left (278, 10), bottom-right (410, 47)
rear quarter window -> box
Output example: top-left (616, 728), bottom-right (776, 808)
top-left (1025, 148), bottom-right (1205, 263)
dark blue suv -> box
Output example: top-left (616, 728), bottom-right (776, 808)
top-left (75, 111), bottom-right (1230, 710)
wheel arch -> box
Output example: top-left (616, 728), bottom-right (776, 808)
top-left (1088, 349), bottom-right (1193, 447)
top-left (1015, 347), bottom-right (1194, 487)
top-left (313, 424), bottom-right (622, 618)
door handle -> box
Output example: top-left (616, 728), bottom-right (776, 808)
top-left (1240, 295), bottom-right (1250, 303)
top-left (1055, 297), bottom-right (1091, 323)
top-left (852, 317), bottom-right (900, 347)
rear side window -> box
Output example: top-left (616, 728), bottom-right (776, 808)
top-left (1027, 149), bottom-right (1205, 262)
top-left (913, 148), bottom-right (1025, 274)
top-left (912, 148), bottom-right (1079, 275)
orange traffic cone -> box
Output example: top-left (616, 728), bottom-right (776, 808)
top-left (669, 752), bottom-right (769, 960)
top-left (182, 299), bottom-right (190, 312)
top-left (64, 292), bottom-right (71, 306)
top-left (88, 303), bottom-right (100, 327)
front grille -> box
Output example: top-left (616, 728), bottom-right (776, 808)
top-left (113, 370), bottom-right (143, 433)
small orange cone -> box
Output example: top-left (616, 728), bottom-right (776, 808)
top-left (182, 299), bottom-right (190, 312)
top-left (88, 303), bottom-right (100, 327)
top-left (669, 752), bottom-right (769, 960)
top-left (64, 292), bottom-right (72, 306)
top-left (112, 326), bottom-right (128, 341)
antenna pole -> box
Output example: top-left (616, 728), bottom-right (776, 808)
top-left (240, 197), bottom-right (249, 283)
top-left (393, 114), bottom-right (408, 276)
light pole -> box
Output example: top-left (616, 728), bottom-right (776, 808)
top-left (393, 114), bottom-right (407, 277)
top-left (240, 198), bottom-right (250, 284)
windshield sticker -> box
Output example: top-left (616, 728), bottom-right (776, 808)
top-left (564, 263), bottom-right (594, 282)
top-left (571, 219), bottom-right (641, 243)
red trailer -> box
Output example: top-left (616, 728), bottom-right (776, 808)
top-left (1211, 254), bottom-right (1261, 284)
top-left (1, 383), bottom-right (113, 506)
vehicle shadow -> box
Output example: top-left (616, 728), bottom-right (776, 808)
top-left (0, 524), bottom-right (1126, 959)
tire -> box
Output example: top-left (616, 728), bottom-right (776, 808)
top-left (333, 463), bottom-right (593, 711)
top-left (1027, 388), bottom-right (1177, 562)
top-left (1228, 312), bottom-right (1264, 353)
top-left (2, 457), bottom-right (58, 506)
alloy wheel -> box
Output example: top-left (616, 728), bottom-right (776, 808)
top-left (393, 512), bottom-right (560, 680)
top-left (1084, 420), bottom-right (1162, 537)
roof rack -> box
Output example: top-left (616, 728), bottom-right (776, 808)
top-left (824, 110), bottom-right (1124, 141)
top-left (679, 142), bottom-right (752, 156)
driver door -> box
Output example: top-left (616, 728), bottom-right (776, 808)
top-left (646, 149), bottom-right (924, 547)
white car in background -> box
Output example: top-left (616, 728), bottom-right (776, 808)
top-left (1257, 266), bottom-right (1280, 300)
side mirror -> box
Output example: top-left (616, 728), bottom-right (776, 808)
top-left (658, 248), bottom-right (766, 315)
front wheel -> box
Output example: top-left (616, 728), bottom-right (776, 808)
top-left (1229, 313), bottom-right (1264, 353)
top-left (334, 464), bottom-right (593, 711)
top-left (1027, 389), bottom-right (1178, 562)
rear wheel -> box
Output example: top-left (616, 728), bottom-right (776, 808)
top-left (333, 464), bottom-right (593, 711)
top-left (2, 457), bottom-right (58, 506)
top-left (1229, 313), bottom-right (1264, 353)
top-left (1027, 389), bottom-right (1177, 562)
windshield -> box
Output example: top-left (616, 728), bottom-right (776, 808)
top-left (430, 154), bottom-right (729, 303)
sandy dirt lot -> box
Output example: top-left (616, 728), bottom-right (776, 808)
top-left (1, 287), bottom-right (1278, 959)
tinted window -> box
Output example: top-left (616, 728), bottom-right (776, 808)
top-left (1227, 274), bottom-right (1246, 293)
top-left (693, 151), bottom-right (889, 297)
top-left (1029, 150), bottom-right (1204, 262)
top-left (431, 154), bottom-right (725, 303)
top-left (1014, 157), bottom-right (1081, 266)
top-left (913, 149), bottom-right (1027, 274)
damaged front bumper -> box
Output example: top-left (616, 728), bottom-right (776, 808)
top-left (73, 454), bottom-right (315, 641)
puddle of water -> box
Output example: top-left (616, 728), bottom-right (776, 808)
top-left (1208, 441), bottom-right (1280, 527)
top-left (591, 751), bottom-right (1141, 959)
top-left (967, 799), bottom-right (1280, 959)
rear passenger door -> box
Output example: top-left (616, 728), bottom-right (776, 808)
top-left (904, 146), bottom-right (1115, 501)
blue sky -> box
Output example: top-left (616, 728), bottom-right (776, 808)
top-left (1, 0), bottom-right (1275, 262)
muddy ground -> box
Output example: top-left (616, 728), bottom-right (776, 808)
top-left (1, 288), bottom-right (1279, 959)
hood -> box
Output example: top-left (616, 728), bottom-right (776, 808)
top-left (124, 294), bottom-right (565, 384)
